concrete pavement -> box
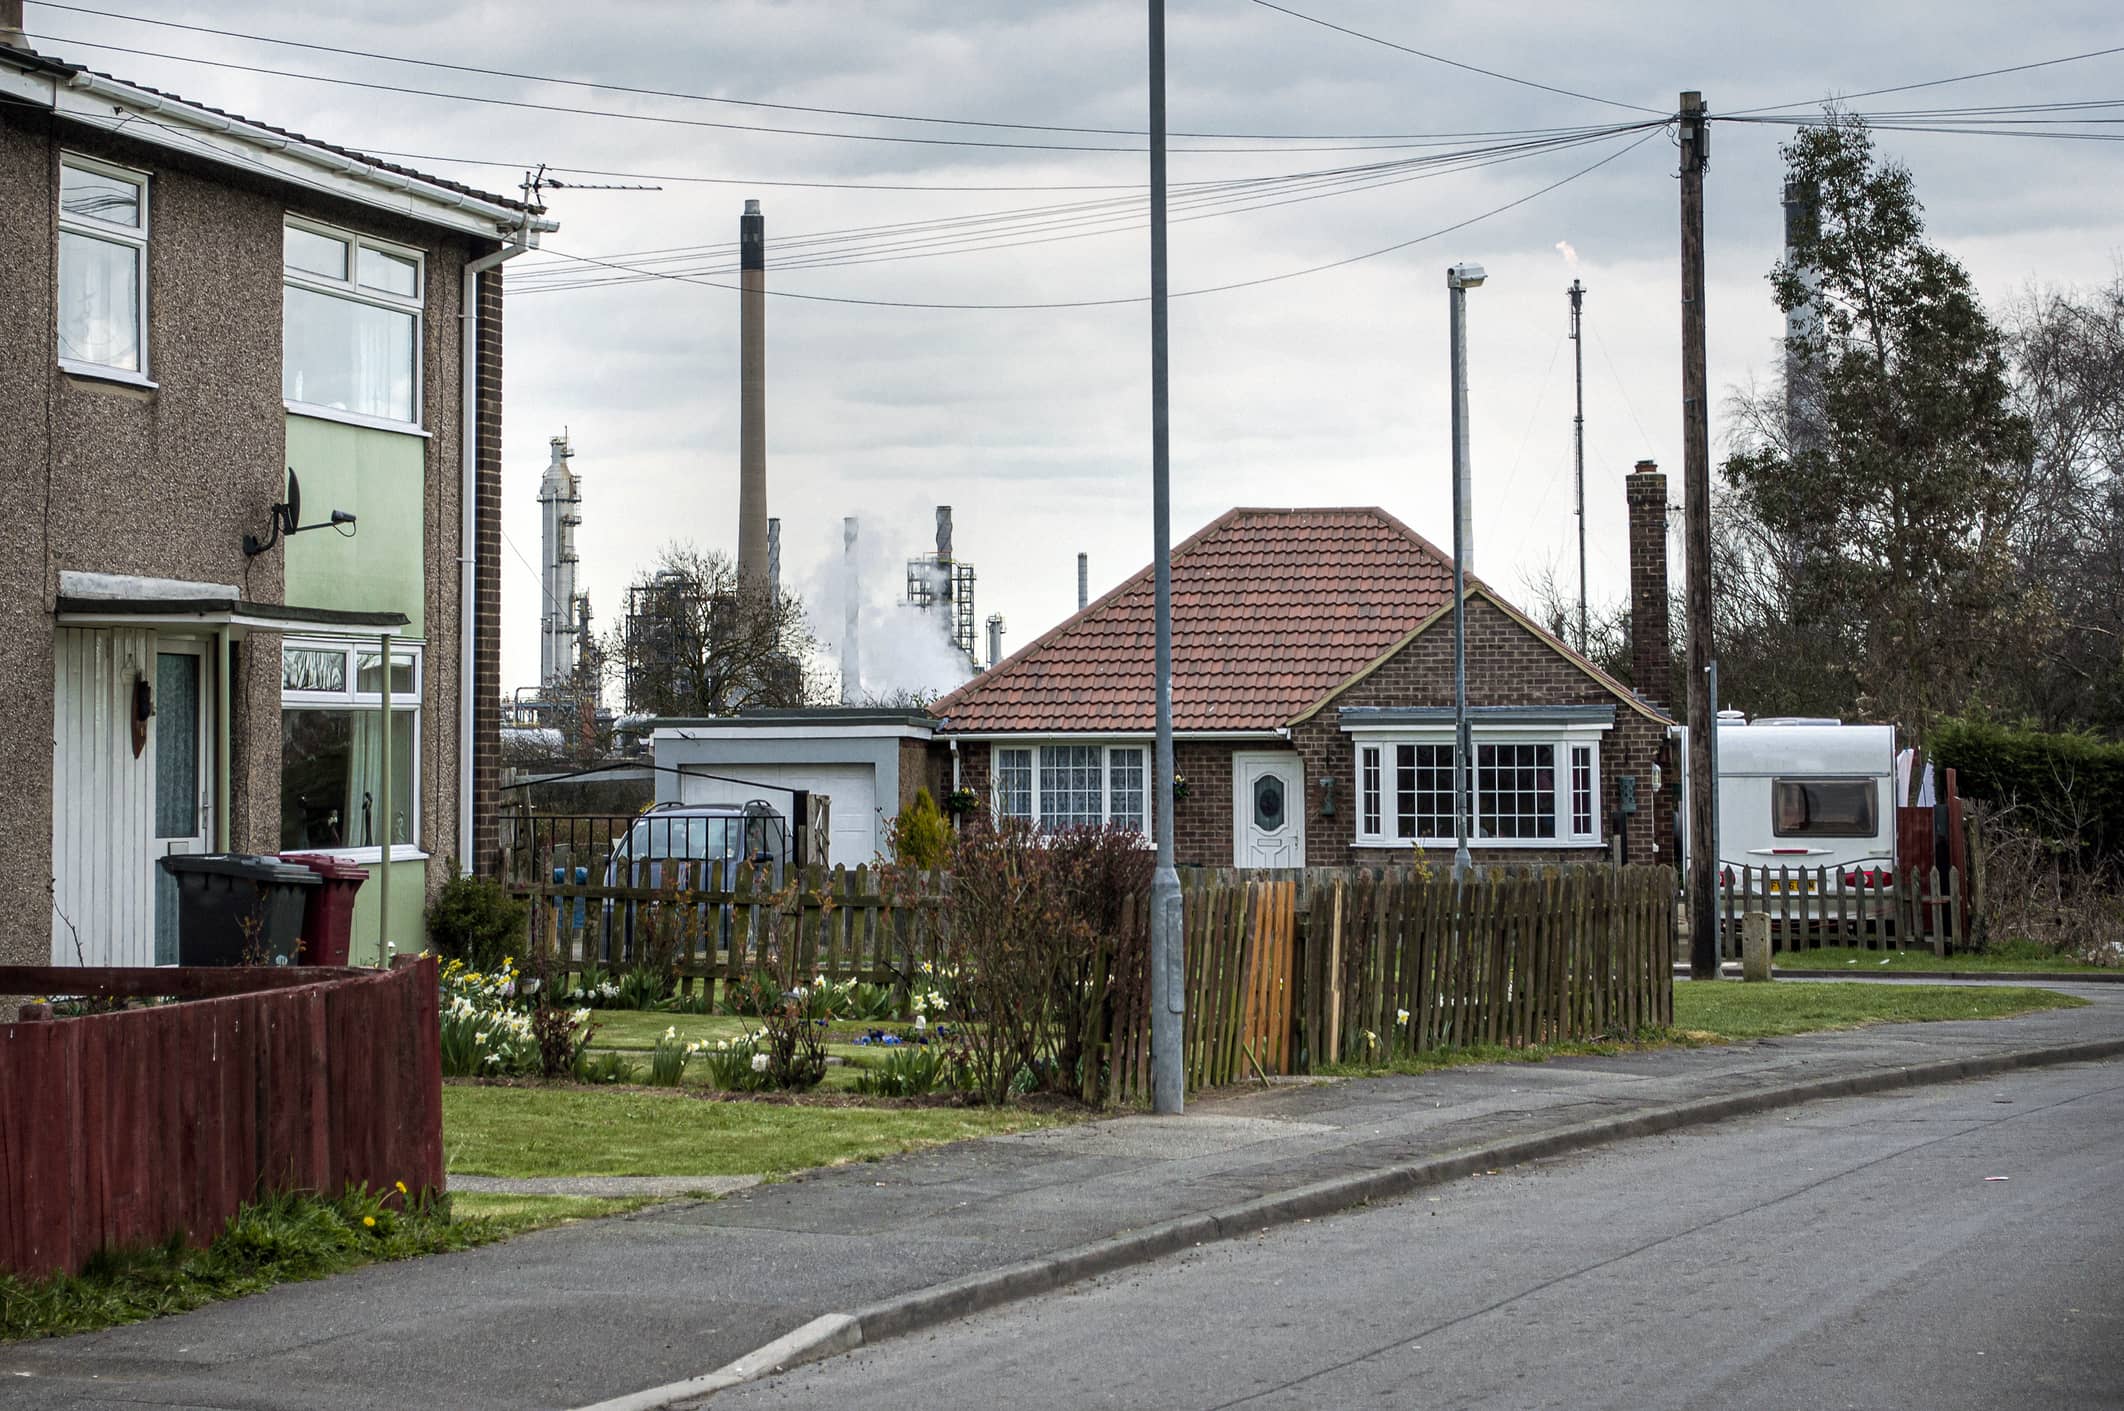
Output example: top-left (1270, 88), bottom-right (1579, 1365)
top-left (3, 981), bottom-right (2120, 1411)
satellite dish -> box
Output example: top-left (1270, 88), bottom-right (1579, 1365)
top-left (283, 469), bottom-right (302, 534)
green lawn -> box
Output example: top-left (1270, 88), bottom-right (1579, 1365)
top-left (1325, 980), bottom-right (2084, 1078)
top-left (1672, 979), bottom-right (2084, 1039)
top-left (0, 1187), bottom-right (645, 1343)
top-left (1771, 945), bottom-right (2117, 975)
top-left (442, 1083), bottom-right (1070, 1179)
top-left (569, 1009), bottom-right (933, 1090)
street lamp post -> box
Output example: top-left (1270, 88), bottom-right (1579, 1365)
top-left (1147, 0), bottom-right (1184, 1116)
top-left (1447, 263), bottom-right (1485, 881)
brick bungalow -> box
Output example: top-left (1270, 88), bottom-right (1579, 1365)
top-left (929, 475), bottom-right (1679, 869)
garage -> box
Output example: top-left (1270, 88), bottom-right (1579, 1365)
top-left (649, 708), bottom-right (939, 870)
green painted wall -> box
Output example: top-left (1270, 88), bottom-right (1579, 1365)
top-left (282, 415), bottom-right (426, 633)
top-left (344, 857), bottom-right (428, 967)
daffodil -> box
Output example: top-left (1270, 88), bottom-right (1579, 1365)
top-left (750, 1052), bottom-right (770, 1073)
top-left (1396, 1008), bottom-right (1411, 1026)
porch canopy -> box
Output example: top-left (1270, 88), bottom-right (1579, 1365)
top-left (52, 572), bottom-right (408, 636)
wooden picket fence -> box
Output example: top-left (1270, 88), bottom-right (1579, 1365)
top-left (1715, 864), bottom-right (1967, 959)
top-left (513, 859), bottom-right (948, 996)
top-left (1100, 865), bottom-right (1675, 1104)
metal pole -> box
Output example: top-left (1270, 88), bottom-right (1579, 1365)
top-left (1679, 91), bottom-right (1719, 980)
top-left (1708, 657), bottom-right (1722, 965)
top-left (1147, 0), bottom-right (1184, 1116)
top-left (1447, 267), bottom-right (1478, 881)
top-left (1569, 279), bottom-right (1587, 652)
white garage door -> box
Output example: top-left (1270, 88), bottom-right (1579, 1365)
top-left (678, 763), bottom-right (881, 868)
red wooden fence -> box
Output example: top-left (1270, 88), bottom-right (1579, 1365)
top-left (0, 958), bottom-right (442, 1281)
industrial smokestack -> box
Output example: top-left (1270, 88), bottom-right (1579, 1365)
top-left (841, 517), bottom-right (862, 705)
top-left (1076, 552), bottom-right (1088, 612)
top-left (767, 517), bottom-right (781, 598)
top-left (935, 505), bottom-right (953, 563)
top-left (1782, 177), bottom-right (1822, 456)
top-left (985, 613), bottom-right (1005, 669)
top-left (537, 432), bottom-right (581, 689)
top-left (736, 199), bottom-right (769, 588)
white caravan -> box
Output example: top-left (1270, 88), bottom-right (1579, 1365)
top-left (1682, 716), bottom-right (1899, 879)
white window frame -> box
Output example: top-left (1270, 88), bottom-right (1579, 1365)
top-left (57, 152), bottom-right (152, 384)
top-left (281, 216), bottom-right (426, 431)
top-left (278, 637), bottom-right (425, 862)
top-left (1352, 726), bottom-right (1604, 849)
top-left (991, 741), bottom-right (1153, 835)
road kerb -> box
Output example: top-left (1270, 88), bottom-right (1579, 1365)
top-left (594, 1035), bottom-right (2124, 1410)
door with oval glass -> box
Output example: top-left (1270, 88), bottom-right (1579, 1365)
top-left (1233, 751), bottom-right (1304, 868)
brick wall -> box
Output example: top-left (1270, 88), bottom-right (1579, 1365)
top-left (470, 267), bottom-right (503, 875)
top-left (1289, 593), bottom-right (1676, 868)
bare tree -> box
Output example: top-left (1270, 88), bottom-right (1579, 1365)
top-left (607, 544), bottom-right (828, 717)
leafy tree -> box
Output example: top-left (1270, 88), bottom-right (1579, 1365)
top-left (606, 544), bottom-right (827, 717)
top-left (1717, 111), bottom-right (2035, 742)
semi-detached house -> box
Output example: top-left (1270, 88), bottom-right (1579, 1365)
top-left (0, 13), bottom-right (556, 968)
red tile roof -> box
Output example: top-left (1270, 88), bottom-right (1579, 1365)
top-left (934, 507), bottom-right (1459, 733)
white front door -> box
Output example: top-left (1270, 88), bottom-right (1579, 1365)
top-left (150, 641), bottom-right (214, 964)
top-left (1233, 752), bottom-right (1304, 869)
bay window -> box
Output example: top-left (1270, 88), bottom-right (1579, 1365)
top-left (279, 639), bottom-right (421, 855)
top-left (1352, 726), bottom-right (1605, 848)
top-left (283, 218), bottom-right (423, 427)
top-left (58, 155), bottom-right (150, 377)
top-left (992, 742), bottom-right (1151, 833)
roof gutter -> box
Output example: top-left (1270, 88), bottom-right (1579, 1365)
top-left (2, 57), bottom-right (557, 237)
top-left (458, 219), bottom-right (538, 873)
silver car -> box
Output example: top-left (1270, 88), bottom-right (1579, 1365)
top-left (599, 801), bottom-right (788, 964)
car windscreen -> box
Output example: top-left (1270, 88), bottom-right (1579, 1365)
top-left (616, 816), bottom-right (742, 862)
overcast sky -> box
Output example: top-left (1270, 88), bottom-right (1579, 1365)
top-left (29, 1), bottom-right (2124, 698)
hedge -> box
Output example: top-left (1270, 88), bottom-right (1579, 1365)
top-left (1930, 718), bottom-right (2124, 863)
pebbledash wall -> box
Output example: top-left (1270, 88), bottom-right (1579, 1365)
top-left (938, 595), bottom-right (1675, 871)
top-left (0, 107), bottom-right (488, 968)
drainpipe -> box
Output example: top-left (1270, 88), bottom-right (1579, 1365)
top-left (458, 219), bottom-right (536, 874)
top-left (378, 631), bottom-right (392, 965)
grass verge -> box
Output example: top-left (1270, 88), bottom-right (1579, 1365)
top-left (0, 1186), bottom-right (650, 1343)
top-left (443, 1083), bottom-right (1072, 1179)
top-left (1771, 945), bottom-right (2116, 975)
top-left (1322, 980), bottom-right (2085, 1077)
top-left (1672, 979), bottom-right (2083, 1039)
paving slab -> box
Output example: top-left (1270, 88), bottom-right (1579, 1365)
top-left (2, 981), bottom-right (2118, 1411)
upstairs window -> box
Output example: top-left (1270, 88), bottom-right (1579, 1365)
top-left (282, 219), bottom-right (423, 426)
top-left (58, 155), bottom-right (149, 376)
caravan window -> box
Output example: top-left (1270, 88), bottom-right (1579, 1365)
top-left (1772, 778), bottom-right (1877, 837)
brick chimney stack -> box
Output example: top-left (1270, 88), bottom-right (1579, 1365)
top-left (0, 1), bottom-right (28, 50)
top-left (1626, 459), bottom-right (1672, 710)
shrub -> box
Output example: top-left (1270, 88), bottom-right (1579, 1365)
top-left (889, 789), bottom-right (952, 868)
top-left (719, 969), bottom-right (783, 1017)
top-left (1932, 718), bottom-right (2124, 867)
top-left (852, 1044), bottom-right (971, 1097)
top-left (426, 876), bottom-right (528, 974)
top-left (572, 1049), bottom-right (637, 1085)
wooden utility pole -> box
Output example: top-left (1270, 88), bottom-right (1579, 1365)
top-left (1679, 91), bottom-right (1719, 979)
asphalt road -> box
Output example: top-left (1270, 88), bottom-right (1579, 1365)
top-left (722, 1061), bottom-right (2124, 1410)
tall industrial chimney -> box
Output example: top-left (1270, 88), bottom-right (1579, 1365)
top-left (935, 505), bottom-right (953, 563)
top-left (736, 199), bottom-right (769, 588)
top-left (767, 517), bottom-right (781, 598)
top-left (841, 517), bottom-right (862, 705)
top-left (985, 613), bottom-right (1005, 669)
top-left (1076, 552), bottom-right (1088, 612)
top-left (537, 432), bottom-right (582, 689)
top-left (1782, 178), bottom-right (1822, 456)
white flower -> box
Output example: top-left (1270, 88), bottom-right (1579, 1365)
top-left (913, 1014), bottom-right (927, 1032)
top-left (1396, 1008), bottom-right (1411, 1026)
top-left (571, 1008), bottom-right (591, 1026)
top-left (929, 996), bottom-right (947, 1014)
top-left (750, 1053), bottom-right (771, 1073)
top-left (663, 1025), bottom-right (677, 1041)
top-left (911, 992), bottom-right (927, 1014)
top-left (716, 1039), bottom-right (730, 1052)
top-left (685, 1042), bottom-right (701, 1056)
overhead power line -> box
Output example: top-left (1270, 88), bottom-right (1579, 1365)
top-left (508, 123), bottom-right (1663, 294)
top-left (1727, 42), bottom-right (2124, 116)
top-left (28, 30), bottom-right (1587, 156)
top-left (1244, 0), bottom-right (1667, 115)
top-left (34, 1), bottom-right (1634, 145)
top-left (517, 125), bottom-right (1664, 311)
